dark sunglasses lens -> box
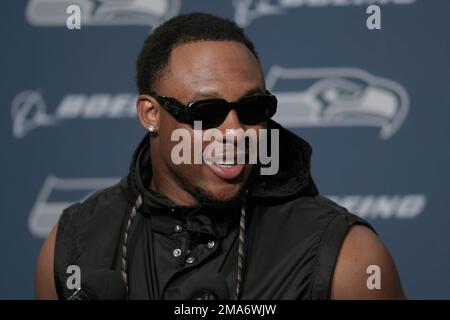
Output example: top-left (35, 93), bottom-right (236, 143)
top-left (191, 100), bottom-right (230, 129)
top-left (238, 95), bottom-right (277, 124)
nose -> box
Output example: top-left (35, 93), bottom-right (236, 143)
top-left (219, 109), bottom-right (243, 132)
top-left (217, 109), bottom-right (246, 148)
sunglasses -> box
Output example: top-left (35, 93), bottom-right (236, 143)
top-left (148, 90), bottom-right (277, 129)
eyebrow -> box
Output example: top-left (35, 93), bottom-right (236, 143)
top-left (192, 87), bottom-right (265, 100)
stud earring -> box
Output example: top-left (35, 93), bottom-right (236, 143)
top-left (148, 125), bottom-right (157, 134)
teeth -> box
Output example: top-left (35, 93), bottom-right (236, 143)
top-left (204, 158), bottom-right (236, 165)
top-left (204, 157), bottom-right (238, 165)
top-left (215, 161), bottom-right (236, 166)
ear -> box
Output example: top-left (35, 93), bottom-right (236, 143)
top-left (136, 95), bottom-right (159, 131)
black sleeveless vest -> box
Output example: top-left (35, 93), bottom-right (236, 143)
top-left (54, 120), bottom-right (372, 300)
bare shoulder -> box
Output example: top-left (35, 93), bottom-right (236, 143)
top-left (330, 225), bottom-right (406, 300)
top-left (35, 223), bottom-right (59, 300)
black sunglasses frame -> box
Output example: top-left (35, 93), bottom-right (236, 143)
top-left (148, 90), bottom-right (277, 127)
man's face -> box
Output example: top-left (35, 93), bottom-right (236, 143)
top-left (152, 40), bottom-right (266, 204)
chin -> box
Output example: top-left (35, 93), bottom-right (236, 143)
top-left (191, 181), bottom-right (245, 206)
top-left (208, 182), bottom-right (243, 201)
top-left (203, 165), bottom-right (252, 196)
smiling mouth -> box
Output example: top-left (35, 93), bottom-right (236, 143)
top-left (206, 162), bottom-right (245, 180)
top-left (203, 153), bottom-right (248, 180)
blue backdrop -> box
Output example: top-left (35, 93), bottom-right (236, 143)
top-left (1, 0), bottom-right (449, 299)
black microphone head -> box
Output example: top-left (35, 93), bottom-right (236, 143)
top-left (76, 269), bottom-right (127, 300)
top-left (182, 272), bottom-right (230, 300)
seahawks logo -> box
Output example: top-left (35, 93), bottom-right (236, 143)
top-left (266, 66), bottom-right (409, 139)
top-left (26, 0), bottom-right (181, 29)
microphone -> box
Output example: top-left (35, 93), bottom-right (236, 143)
top-left (182, 272), bottom-right (230, 300)
top-left (68, 269), bottom-right (127, 300)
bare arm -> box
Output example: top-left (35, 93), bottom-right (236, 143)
top-left (330, 225), bottom-right (406, 299)
top-left (35, 223), bottom-right (58, 300)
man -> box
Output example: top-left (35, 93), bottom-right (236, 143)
top-left (35, 13), bottom-right (405, 300)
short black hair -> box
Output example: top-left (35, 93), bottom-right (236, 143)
top-left (136, 12), bottom-right (260, 94)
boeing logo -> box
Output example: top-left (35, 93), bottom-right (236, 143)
top-left (328, 194), bottom-right (426, 219)
top-left (266, 66), bottom-right (410, 139)
top-left (26, 0), bottom-right (181, 29)
top-left (233, 0), bottom-right (416, 27)
top-left (11, 91), bottom-right (137, 138)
